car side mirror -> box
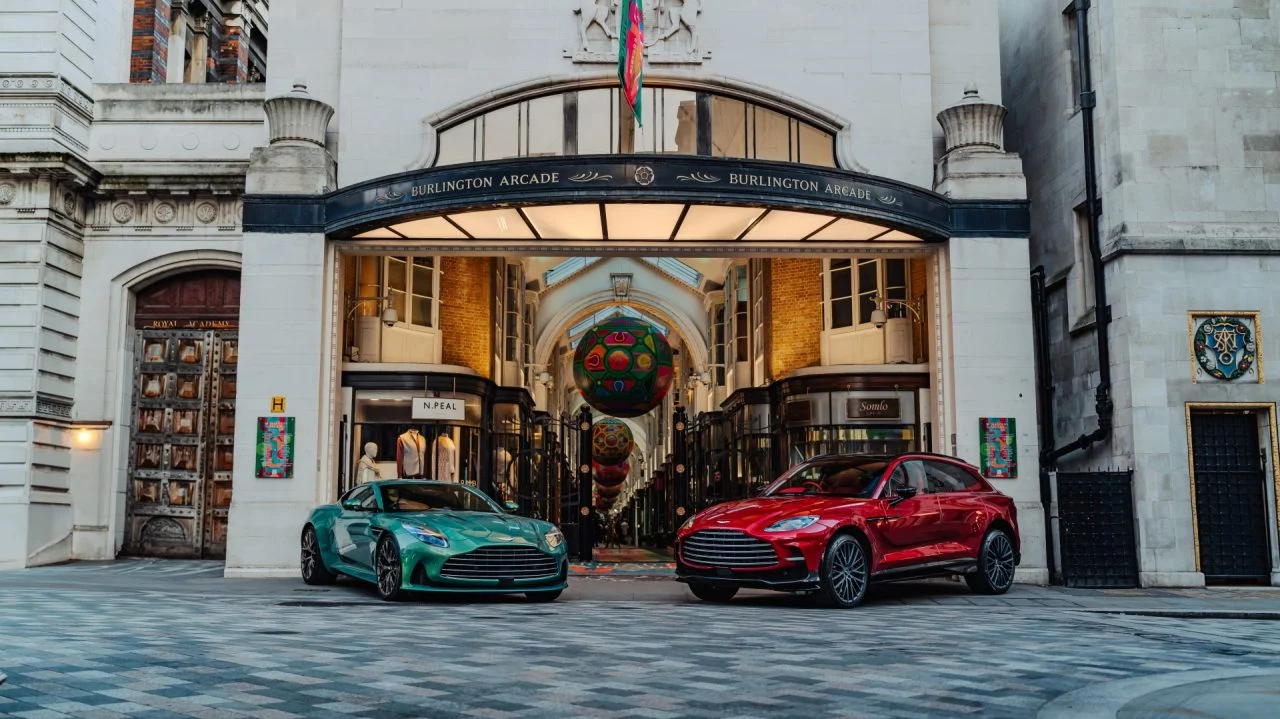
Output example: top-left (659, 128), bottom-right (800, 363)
top-left (341, 499), bottom-right (364, 511)
top-left (889, 486), bottom-right (918, 504)
top-left (504, 501), bottom-right (519, 512)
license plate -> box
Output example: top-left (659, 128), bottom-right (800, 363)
top-left (715, 568), bottom-right (733, 578)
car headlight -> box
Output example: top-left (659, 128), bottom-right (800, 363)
top-left (544, 528), bottom-right (564, 549)
top-left (764, 515), bottom-right (819, 533)
top-left (405, 525), bottom-right (449, 548)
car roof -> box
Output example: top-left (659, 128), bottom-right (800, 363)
top-left (804, 452), bottom-right (978, 466)
top-left (372, 480), bottom-right (472, 487)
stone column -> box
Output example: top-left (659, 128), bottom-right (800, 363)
top-left (224, 83), bottom-right (336, 577)
top-left (934, 86), bottom-right (1047, 584)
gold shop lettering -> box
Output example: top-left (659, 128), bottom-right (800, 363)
top-left (499, 172), bottom-right (559, 186)
top-left (410, 177), bottom-right (495, 197)
top-left (824, 183), bottom-right (873, 200)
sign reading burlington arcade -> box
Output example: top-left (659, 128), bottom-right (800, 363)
top-left (243, 155), bottom-right (1030, 240)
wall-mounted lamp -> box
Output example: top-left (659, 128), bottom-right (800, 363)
top-left (869, 295), bottom-right (924, 329)
top-left (610, 273), bottom-right (633, 301)
top-left (346, 294), bottom-right (398, 328)
top-left (71, 421), bottom-right (112, 449)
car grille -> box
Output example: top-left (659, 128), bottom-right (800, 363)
top-left (681, 530), bottom-right (779, 568)
top-left (440, 545), bottom-right (560, 580)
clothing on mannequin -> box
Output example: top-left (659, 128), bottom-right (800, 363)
top-left (493, 446), bottom-right (513, 500)
top-left (435, 432), bottom-right (458, 482)
top-left (357, 442), bottom-right (382, 484)
top-left (396, 429), bottom-right (427, 478)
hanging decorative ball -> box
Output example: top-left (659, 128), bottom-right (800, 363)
top-left (572, 317), bottom-right (674, 419)
top-left (595, 497), bottom-right (615, 511)
top-left (595, 483), bottom-right (623, 500)
top-left (592, 418), bottom-right (635, 465)
top-left (593, 461), bottom-right (630, 488)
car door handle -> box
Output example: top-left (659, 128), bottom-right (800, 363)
top-left (867, 516), bottom-right (902, 523)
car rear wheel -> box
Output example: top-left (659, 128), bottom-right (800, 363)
top-left (689, 583), bottom-right (738, 603)
top-left (301, 526), bottom-right (336, 585)
top-left (375, 535), bottom-right (407, 602)
top-left (526, 590), bottom-right (563, 602)
top-left (815, 534), bottom-right (870, 608)
top-left (966, 528), bottom-right (1016, 595)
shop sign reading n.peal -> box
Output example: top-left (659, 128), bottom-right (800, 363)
top-left (413, 397), bottom-right (467, 421)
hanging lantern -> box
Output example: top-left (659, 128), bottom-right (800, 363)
top-left (572, 317), bottom-right (674, 419)
top-left (591, 418), bottom-right (635, 465)
top-left (593, 461), bottom-right (630, 488)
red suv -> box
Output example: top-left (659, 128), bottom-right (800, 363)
top-left (675, 453), bottom-right (1020, 608)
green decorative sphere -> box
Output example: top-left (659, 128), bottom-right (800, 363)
top-left (592, 418), bottom-right (635, 465)
top-left (572, 317), bottom-right (674, 419)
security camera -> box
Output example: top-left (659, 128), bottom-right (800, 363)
top-left (870, 308), bottom-right (888, 329)
top-left (381, 307), bottom-right (398, 328)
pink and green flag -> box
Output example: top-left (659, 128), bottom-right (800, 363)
top-left (618, 0), bottom-right (644, 124)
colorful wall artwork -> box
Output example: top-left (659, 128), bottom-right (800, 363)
top-left (255, 416), bottom-right (295, 479)
top-left (979, 417), bottom-right (1016, 479)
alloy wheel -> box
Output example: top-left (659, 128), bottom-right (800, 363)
top-left (376, 539), bottom-right (402, 598)
top-left (828, 539), bottom-right (868, 605)
top-left (301, 529), bottom-right (318, 581)
top-left (985, 532), bottom-right (1016, 590)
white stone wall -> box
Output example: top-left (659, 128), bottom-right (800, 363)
top-left (329, 0), bottom-right (1006, 188)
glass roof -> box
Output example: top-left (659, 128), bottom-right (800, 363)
top-left (354, 202), bottom-right (923, 245)
top-left (545, 257), bottom-right (600, 287)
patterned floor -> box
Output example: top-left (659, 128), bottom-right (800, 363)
top-left (3, 582), bottom-right (1280, 718)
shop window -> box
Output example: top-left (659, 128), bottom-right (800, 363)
top-left (385, 257), bottom-right (439, 329)
top-left (434, 86), bottom-right (837, 168)
top-left (824, 258), bottom-right (909, 330)
top-left (504, 264), bottom-right (522, 362)
top-left (750, 259), bottom-right (767, 381)
top-left (710, 302), bottom-right (726, 385)
top-left (731, 265), bottom-right (749, 362)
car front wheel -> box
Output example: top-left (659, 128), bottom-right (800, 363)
top-left (301, 526), bottom-right (337, 585)
top-left (375, 535), bottom-right (407, 601)
top-left (815, 534), bottom-right (870, 608)
top-left (689, 583), bottom-right (738, 603)
top-left (966, 528), bottom-right (1016, 595)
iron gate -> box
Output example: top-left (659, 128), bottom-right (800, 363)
top-left (1056, 470), bottom-right (1139, 588)
top-left (1190, 412), bottom-right (1272, 582)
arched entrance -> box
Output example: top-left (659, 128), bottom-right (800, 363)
top-left (124, 269), bottom-right (242, 559)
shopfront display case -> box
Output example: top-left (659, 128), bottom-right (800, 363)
top-left (722, 388), bottom-right (774, 498)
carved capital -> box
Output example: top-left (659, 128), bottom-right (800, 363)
top-left (937, 84), bottom-right (1008, 155)
top-left (263, 82), bottom-right (334, 148)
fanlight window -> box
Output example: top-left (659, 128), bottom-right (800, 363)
top-left (435, 86), bottom-right (837, 168)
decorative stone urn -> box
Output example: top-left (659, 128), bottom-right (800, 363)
top-left (262, 81), bottom-right (335, 148)
top-left (937, 83), bottom-right (1008, 155)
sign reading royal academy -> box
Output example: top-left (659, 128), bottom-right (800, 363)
top-left (1189, 312), bottom-right (1262, 384)
top-left (568, 0), bottom-right (708, 64)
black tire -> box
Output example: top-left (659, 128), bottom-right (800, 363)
top-left (301, 525), bottom-right (337, 585)
top-left (689, 583), bottom-right (738, 603)
top-left (966, 528), bottom-right (1017, 595)
top-left (375, 535), bottom-right (407, 601)
top-left (814, 534), bottom-right (871, 608)
top-left (526, 590), bottom-right (563, 603)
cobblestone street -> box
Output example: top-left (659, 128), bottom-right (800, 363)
top-left (1, 562), bottom-right (1279, 718)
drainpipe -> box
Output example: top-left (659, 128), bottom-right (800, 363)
top-left (1030, 266), bottom-right (1057, 582)
top-left (1042, 0), bottom-right (1113, 471)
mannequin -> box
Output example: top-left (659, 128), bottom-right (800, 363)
top-left (435, 432), bottom-right (458, 482)
top-left (357, 442), bottom-right (382, 484)
top-left (396, 428), bottom-right (426, 478)
top-left (493, 446), bottom-right (513, 499)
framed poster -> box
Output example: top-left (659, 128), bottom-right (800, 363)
top-left (255, 416), bottom-right (295, 479)
top-left (980, 417), bottom-right (1016, 479)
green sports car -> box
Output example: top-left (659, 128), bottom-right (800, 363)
top-left (300, 480), bottom-right (569, 602)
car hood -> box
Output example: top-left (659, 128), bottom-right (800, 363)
top-left (689, 496), bottom-right (876, 531)
top-left (393, 511), bottom-right (550, 546)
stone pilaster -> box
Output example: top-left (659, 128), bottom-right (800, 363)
top-left (225, 83), bottom-right (336, 577)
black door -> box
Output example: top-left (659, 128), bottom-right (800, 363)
top-left (1190, 412), bottom-right (1272, 583)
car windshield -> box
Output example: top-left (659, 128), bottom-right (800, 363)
top-left (378, 483), bottom-right (501, 513)
top-left (761, 458), bottom-right (891, 499)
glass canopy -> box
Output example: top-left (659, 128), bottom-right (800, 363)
top-left (353, 202), bottom-right (922, 244)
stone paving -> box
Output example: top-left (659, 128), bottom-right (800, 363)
top-left (1, 562), bottom-right (1279, 718)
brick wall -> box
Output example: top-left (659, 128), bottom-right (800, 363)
top-left (130, 0), bottom-right (171, 83)
top-left (768, 258), bottom-right (823, 380)
top-left (440, 257), bottom-right (492, 378)
top-left (216, 22), bottom-right (248, 83)
top-left (910, 257), bottom-right (929, 362)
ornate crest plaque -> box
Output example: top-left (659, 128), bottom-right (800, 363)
top-left (1189, 312), bottom-right (1262, 383)
top-left (568, 0), bottom-right (709, 64)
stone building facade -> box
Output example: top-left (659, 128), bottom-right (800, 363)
top-left (2, 1), bottom-right (1046, 582)
top-left (1002, 0), bottom-right (1280, 586)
